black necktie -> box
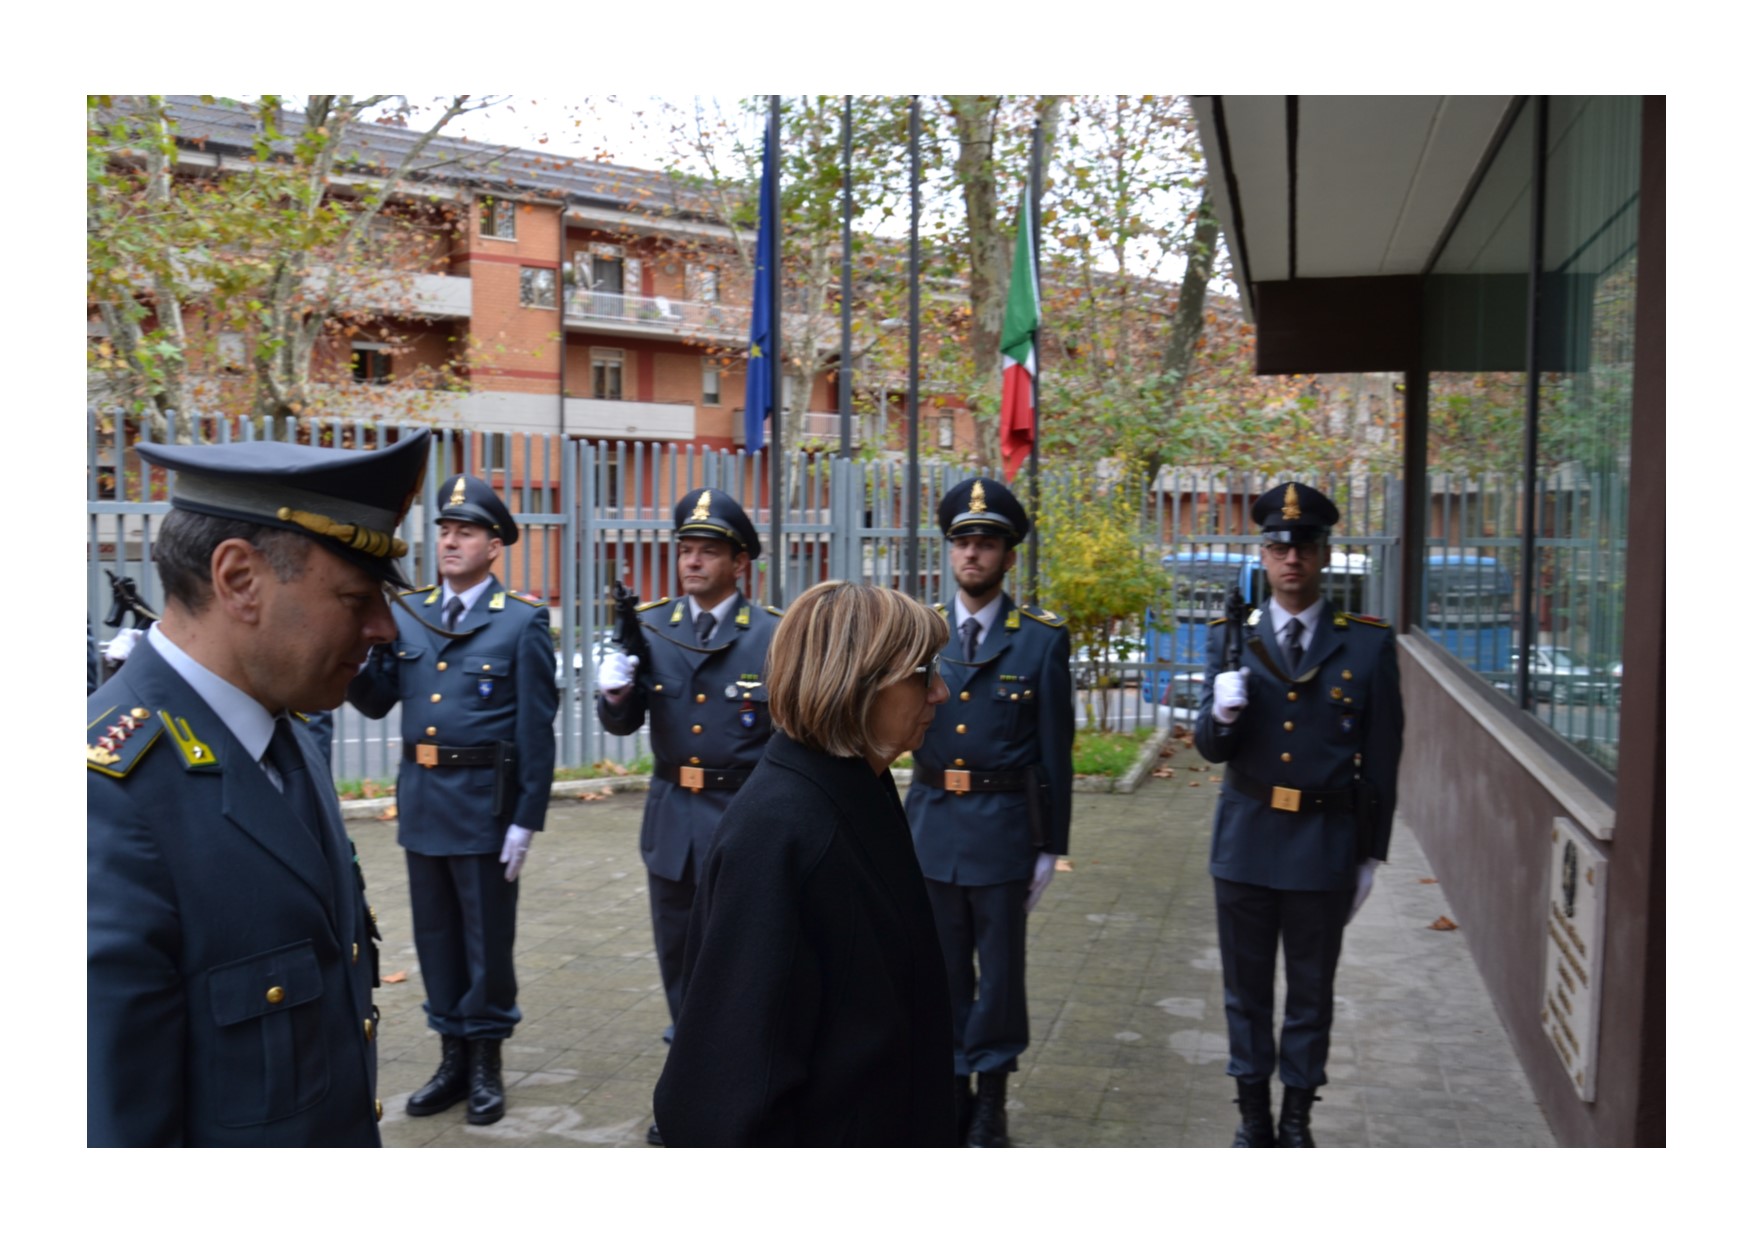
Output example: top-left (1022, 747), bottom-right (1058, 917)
top-left (1285, 617), bottom-right (1304, 672)
top-left (960, 617), bottom-right (981, 663)
top-left (695, 609), bottom-right (717, 644)
top-left (444, 596), bottom-right (464, 630)
top-left (268, 716), bottom-right (325, 852)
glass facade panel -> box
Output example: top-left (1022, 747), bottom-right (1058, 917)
top-left (1419, 98), bottom-right (1638, 776)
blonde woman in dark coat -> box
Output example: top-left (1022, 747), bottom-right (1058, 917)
top-left (652, 581), bottom-right (956, 1146)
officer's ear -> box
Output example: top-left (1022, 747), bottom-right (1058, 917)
top-left (488, 537), bottom-right (504, 564)
top-left (733, 551), bottom-right (751, 578)
top-left (209, 537), bottom-right (268, 623)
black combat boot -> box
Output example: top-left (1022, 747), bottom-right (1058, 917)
top-left (466, 1038), bottom-right (507, 1126)
top-left (405, 1034), bottom-right (469, 1116)
top-left (967, 1072), bottom-right (1010, 1147)
top-left (1277, 1085), bottom-right (1319, 1147)
top-left (1230, 1079), bottom-right (1275, 1147)
top-left (955, 1074), bottom-right (975, 1143)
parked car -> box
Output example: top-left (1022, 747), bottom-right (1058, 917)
top-left (1495, 645), bottom-right (1604, 705)
top-left (1073, 642), bottom-right (1147, 689)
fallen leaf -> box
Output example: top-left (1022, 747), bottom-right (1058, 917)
top-left (1429, 915), bottom-right (1458, 931)
top-left (377, 807), bottom-right (398, 821)
top-left (1208, 776), bottom-right (1221, 783)
top-left (1054, 858), bottom-right (1074, 872)
top-left (1418, 877), bottom-right (1439, 884)
top-left (383, 971), bottom-right (408, 984)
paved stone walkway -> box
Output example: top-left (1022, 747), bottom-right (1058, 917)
top-left (357, 738), bottom-right (1555, 1147)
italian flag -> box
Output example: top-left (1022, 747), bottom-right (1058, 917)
top-left (999, 187), bottom-right (1039, 483)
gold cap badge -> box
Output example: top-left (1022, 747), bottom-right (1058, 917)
top-left (1281, 483), bottom-right (1302, 522)
top-left (448, 476), bottom-right (468, 508)
top-left (691, 490), bottom-right (713, 522)
top-left (970, 481), bottom-right (988, 513)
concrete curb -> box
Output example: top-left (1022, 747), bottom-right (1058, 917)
top-left (338, 728), bottom-right (1173, 820)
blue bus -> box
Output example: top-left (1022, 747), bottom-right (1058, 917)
top-left (1421, 553), bottom-right (1514, 675)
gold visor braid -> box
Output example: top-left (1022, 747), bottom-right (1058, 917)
top-left (276, 507), bottom-right (407, 559)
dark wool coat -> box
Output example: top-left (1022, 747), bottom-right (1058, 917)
top-left (652, 732), bottom-right (958, 1146)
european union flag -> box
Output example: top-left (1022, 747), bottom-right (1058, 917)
top-left (745, 116), bottom-right (777, 455)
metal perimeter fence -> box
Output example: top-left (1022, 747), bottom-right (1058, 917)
top-left (86, 409), bottom-right (1401, 784)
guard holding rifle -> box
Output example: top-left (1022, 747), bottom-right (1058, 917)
top-left (906, 476), bottom-right (1073, 1147)
top-left (348, 474), bottom-right (558, 1127)
top-left (1194, 481), bottom-right (1404, 1147)
top-left (596, 487), bottom-right (779, 1145)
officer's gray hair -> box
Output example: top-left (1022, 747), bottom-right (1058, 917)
top-left (154, 509), bottom-right (313, 613)
top-left (766, 580), bottom-right (949, 761)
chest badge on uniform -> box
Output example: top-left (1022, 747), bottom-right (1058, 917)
top-left (740, 707), bottom-right (758, 729)
top-left (478, 678), bottom-right (494, 700)
top-left (1340, 715), bottom-right (1356, 733)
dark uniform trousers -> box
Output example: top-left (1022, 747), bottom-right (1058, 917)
top-left (348, 576), bottom-right (558, 1043)
top-left (597, 592), bottom-right (780, 1023)
top-left (906, 595), bottom-right (1073, 1078)
top-left (88, 639), bottom-right (382, 1145)
top-left (1194, 605), bottom-right (1403, 1091)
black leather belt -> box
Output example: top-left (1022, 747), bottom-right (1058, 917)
top-left (1224, 768), bottom-right (1356, 814)
top-left (654, 761), bottom-right (753, 793)
top-left (405, 742), bottom-right (498, 768)
top-left (914, 765), bottom-right (1030, 794)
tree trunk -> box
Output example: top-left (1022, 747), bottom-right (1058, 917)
top-left (1141, 184), bottom-right (1220, 489)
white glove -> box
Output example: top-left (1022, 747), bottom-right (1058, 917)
top-left (500, 825), bottom-right (535, 882)
top-left (1213, 667), bottom-right (1250, 723)
top-left (598, 650), bottom-right (639, 694)
top-left (1349, 858), bottom-right (1380, 923)
top-left (1025, 852), bottom-right (1058, 913)
top-left (103, 627), bottom-right (147, 665)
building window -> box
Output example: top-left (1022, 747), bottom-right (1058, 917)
top-left (351, 344), bottom-right (391, 385)
top-left (688, 263), bottom-right (719, 303)
top-left (1420, 96), bottom-right (1637, 776)
top-left (592, 349), bottom-right (624, 401)
top-left (481, 198), bottom-right (516, 240)
top-left (702, 360), bottom-right (721, 406)
top-left (937, 415), bottom-right (955, 449)
top-left (520, 267), bottom-right (557, 309)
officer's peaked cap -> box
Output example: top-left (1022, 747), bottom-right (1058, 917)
top-left (1252, 481), bottom-right (1340, 543)
top-left (939, 476), bottom-right (1030, 545)
top-left (135, 430), bottom-right (431, 589)
top-left (436, 474), bottom-right (519, 545)
top-left (674, 488), bottom-right (760, 560)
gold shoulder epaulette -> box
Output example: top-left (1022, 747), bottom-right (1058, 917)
top-left (636, 597), bottom-right (671, 613)
top-left (764, 605), bottom-right (784, 617)
top-left (933, 603), bottom-right (948, 616)
top-left (1021, 604), bottom-right (1066, 628)
top-left (1342, 611), bottom-right (1390, 628)
top-left (510, 591), bottom-right (544, 607)
top-left (87, 704), bottom-right (164, 778)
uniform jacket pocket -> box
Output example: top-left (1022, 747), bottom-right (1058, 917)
top-left (207, 940), bottom-right (330, 1128)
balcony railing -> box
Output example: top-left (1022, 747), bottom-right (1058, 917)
top-left (564, 290), bottom-right (748, 340)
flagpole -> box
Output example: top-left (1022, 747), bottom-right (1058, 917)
top-left (905, 95), bottom-right (921, 600)
top-left (767, 94), bottom-right (785, 608)
top-left (1026, 117), bottom-right (1043, 605)
top-left (839, 94), bottom-right (854, 460)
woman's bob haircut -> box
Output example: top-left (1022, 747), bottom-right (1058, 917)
top-left (765, 581), bottom-right (949, 760)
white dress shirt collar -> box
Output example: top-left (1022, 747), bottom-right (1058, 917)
top-left (953, 594), bottom-right (1004, 639)
top-left (147, 623), bottom-right (279, 765)
top-left (441, 577), bottom-right (493, 616)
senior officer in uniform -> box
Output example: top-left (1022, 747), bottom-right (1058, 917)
top-left (347, 474), bottom-right (558, 1127)
top-left (597, 487), bottom-right (780, 1143)
top-left (87, 429), bottom-right (431, 1145)
top-left (906, 476), bottom-right (1073, 1148)
top-left (1194, 481), bottom-right (1403, 1147)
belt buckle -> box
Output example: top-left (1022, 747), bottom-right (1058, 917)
top-left (1270, 785), bottom-right (1302, 812)
top-left (944, 770), bottom-right (971, 794)
top-left (416, 744), bottom-right (439, 768)
top-left (680, 766), bottom-right (705, 792)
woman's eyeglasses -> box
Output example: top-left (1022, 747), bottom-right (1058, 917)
top-left (913, 653), bottom-right (941, 686)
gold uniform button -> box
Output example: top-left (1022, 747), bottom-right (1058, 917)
top-left (1331, 687), bottom-right (1343, 699)
top-left (696, 693), bottom-right (707, 704)
top-left (654, 684), bottom-right (665, 692)
top-left (130, 707), bottom-right (151, 720)
top-left (483, 663), bottom-right (492, 671)
top-left (430, 693), bottom-right (442, 703)
top-left (364, 1018), bottom-right (375, 1043)
top-left (1342, 670), bottom-right (1353, 680)
top-left (1010, 693), bottom-right (1019, 701)
top-left (689, 756), bottom-right (701, 765)
top-left (953, 758), bottom-right (966, 768)
top-left (266, 986), bottom-right (285, 1005)
top-left (436, 661), bottom-right (448, 671)
top-left (376, 1099), bottom-right (384, 1122)
top-left (1283, 721), bottom-right (1294, 732)
top-left (426, 726), bottom-right (438, 737)
top-left (691, 724), bottom-right (703, 734)
top-left (955, 724), bottom-right (968, 734)
top-left (960, 691), bottom-right (971, 702)
top-left (1287, 691), bottom-right (1298, 702)
top-left (1281, 753), bottom-right (1292, 763)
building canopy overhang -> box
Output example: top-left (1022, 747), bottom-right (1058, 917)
top-left (1191, 95), bottom-right (1514, 374)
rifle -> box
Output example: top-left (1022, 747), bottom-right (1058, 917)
top-left (1222, 584), bottom-right (1248, 674)
top-left (610, 580), bottom-right (654, 694)
top-left (105, 570), bottom-right (160, 630)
